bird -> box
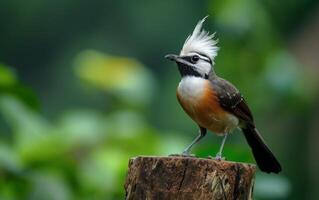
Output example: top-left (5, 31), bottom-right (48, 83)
top-left (165, 16), bottom-right (282, 173)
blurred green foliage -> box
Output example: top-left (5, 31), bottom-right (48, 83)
top-left (73, 50), bottom-right (154, 106)
top-left (0, 0), bottom-right (319, 200)
top-left (0, 62), bottom-right (186, 199)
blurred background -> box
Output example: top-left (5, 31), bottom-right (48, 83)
top-left (0, 0), bottom-right (318, 199)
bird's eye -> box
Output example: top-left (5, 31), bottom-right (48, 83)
top-left (191, 55), bottom-right (200, 63)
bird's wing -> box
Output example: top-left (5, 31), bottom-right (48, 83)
top-left (211, 77), bottom-right (254, 125)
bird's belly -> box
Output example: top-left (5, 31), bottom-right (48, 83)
top-left (198, 111), bottom-right (239, 135)
top-left (177, 77), bottom-right (239, 135)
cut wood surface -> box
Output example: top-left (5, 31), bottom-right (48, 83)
top-left (124, 156), bottom-right (256, 200)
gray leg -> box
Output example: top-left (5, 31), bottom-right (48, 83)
top-left (215, 133), bottom-right (228, 160)
top-left (182, 127), bottom-right (207, 155)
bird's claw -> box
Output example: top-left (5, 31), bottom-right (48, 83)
top-left (215, 153), bottom-right (225, 161)
top-left (207, 154), bottom-right (225, 161)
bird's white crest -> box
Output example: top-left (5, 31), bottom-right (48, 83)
top-left (180, 16), bottom-right (219, 62)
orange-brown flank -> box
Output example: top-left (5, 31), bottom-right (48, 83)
top-left (177, 80), bottom-right (237, 134)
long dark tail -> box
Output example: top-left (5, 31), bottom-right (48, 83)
top-left (242, 124), bottom-right (282, 173)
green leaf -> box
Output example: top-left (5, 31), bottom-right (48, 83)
top-left (0, 143), bottom-right (23, 173)
top-left (73, 50), bottom-right (155, 105)
top-left (27, 171), bottom-right (72, 200)
top-left (0, 64), bottom-right (17, 87)
top-left (56, 110), bottom-right (106, 147)
top-left (0, 95), bottom-right (56, 161)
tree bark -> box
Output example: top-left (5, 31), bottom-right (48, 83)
top-left (124, 156), bottom-right (256, 200)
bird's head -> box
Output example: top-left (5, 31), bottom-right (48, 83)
top-left (165, 16), bottom-right (219, 79)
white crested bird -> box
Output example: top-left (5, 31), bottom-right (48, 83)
top-left (165, 17), bottom-right (281, 173)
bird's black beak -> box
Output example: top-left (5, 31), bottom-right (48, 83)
top-left (165, 54), bottom-right (179, 62)
top-left (165, 54), bottom-right (191, 67)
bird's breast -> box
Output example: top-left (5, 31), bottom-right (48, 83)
top-left (177, 76), bottom-right (207, 102)
top-left (177, 76), bottom-right (238, 134)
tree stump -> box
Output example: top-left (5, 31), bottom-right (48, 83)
top-left (124, 156), bottom-right (256, 200)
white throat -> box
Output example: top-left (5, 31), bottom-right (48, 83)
top-left (177, 76), bottom-right (206, 101)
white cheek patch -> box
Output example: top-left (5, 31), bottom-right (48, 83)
top-left (178, 76), bottom-right (206, 102)
top-left (196, 60), bottom-right (211, 75)
top-left (181, 52), bottom-right (212, 76)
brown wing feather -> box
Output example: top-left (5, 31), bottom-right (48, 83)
top-left (210, 77), bottom-right (254, 125)
top-left (209, 76), bottom-right (282, 173)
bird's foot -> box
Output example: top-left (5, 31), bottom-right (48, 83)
top-left (211, 153), bottom-right (225, 161)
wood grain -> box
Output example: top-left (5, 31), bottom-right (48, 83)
top-left (124, 156), bottom-right (256, 200)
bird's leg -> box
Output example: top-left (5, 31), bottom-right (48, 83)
top-left (215, 132), bottom-right (228, 160)
top-left (182, 127), bottom-right (207, 155)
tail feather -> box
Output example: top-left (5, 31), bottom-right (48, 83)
top-left (242, 125), bottom-right (282, 173)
